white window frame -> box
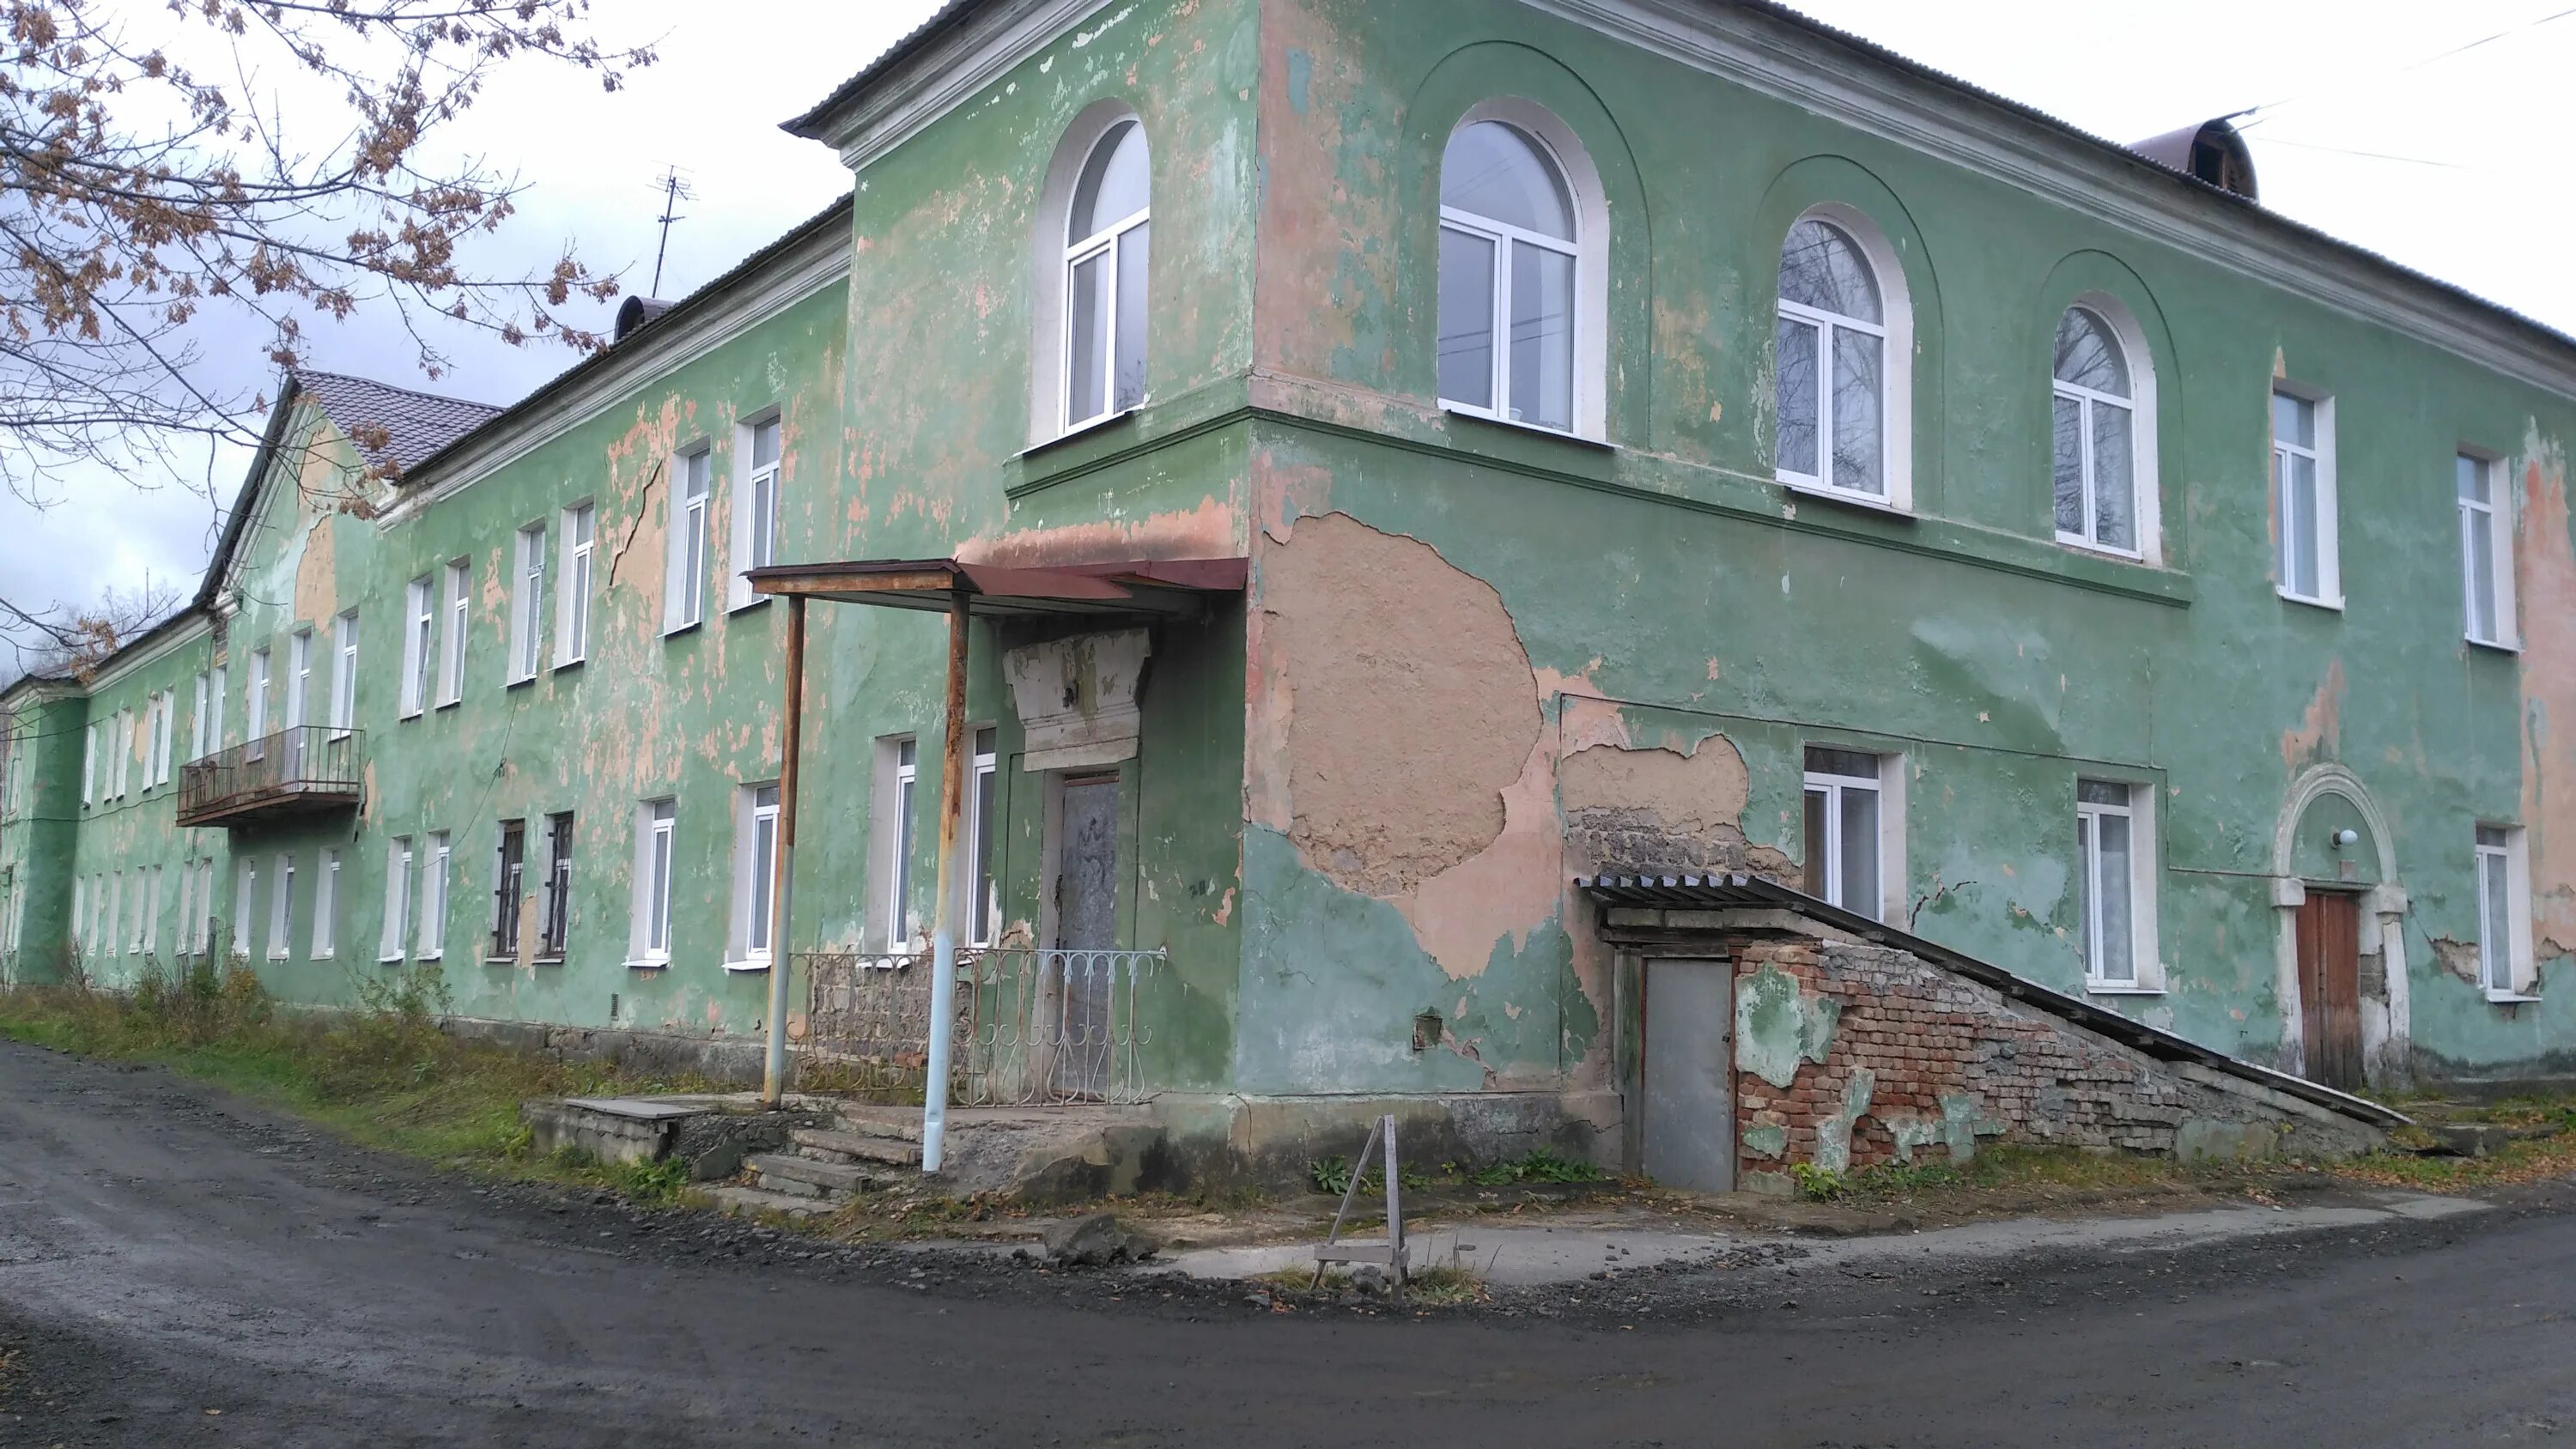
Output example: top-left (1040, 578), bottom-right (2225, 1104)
top-left (2476, 825), bottom-right (2537, 1001)
top-left (2050, 299), bottom-right (2159, 562)
top-left (82, 723), bottom-right (96, 804)
top-left (1774, 203), bottom-right (1915, 512)
top-left (509, 523), bottom-right (546, 683)
top-left (556, 501), bottom-right (595, 667)
top-left (313, 847), bottom-right (340, 960)
top-left (286, 628), bottom-right (312, 731)
top-left (2271, 386), bottom-right (2342, 609)
top-left (233, 858), bottom-right (256, 955)
top-left (105, 870), bottom-right (122, 956)
top-left (401, 575), bottom-right (434, 718)
top-left (208, 663), bottom-right (226, 754)
top-left (728, 415), bottom-right (781, 612)
top-left (380, 836), bottom-right (414, 964)
top-left (1059, 130), bottom-right (1151, 435)
top-left (173, 859), bottom-right (193, 959)
top-left (630, 799), bottom-right (677, 967)
top-left (1801, 749), bottom-right (1905, 924)
top-left (878, 737), bottom-right (920, 949)
top-left (665, 446), bottom-right (711, 634)
top-left (268, 852), bottom-right (294, 960)
top-left (967, 726), bottom-right (999, 949)
top-left (731, 780), bottom-right (781, 969)
top-left (329, 609), bottom-right (358, 737)
top-left (141, 864), bottom-right (161, 956)
top-left (147, 692), bottom-right (173, 785)
top-left (438, 558), bottom-right (469, 706)
top-left (539, 811), bottom-right (574, 961)
top-left (2076, 780), bottom-right (2164, 993)
top-left (246, 647), bottom-right (270, 754)
top-left (419, 830), bottom-right (450, 961)
top-left (2458, 451), bottom-right (2518, 649)
top-left (1437, 173), bottom-right (1577, 433)
top-left (191, 671), bottom-right (211, 761)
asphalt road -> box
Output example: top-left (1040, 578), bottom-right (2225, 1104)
top-left (3, 1039), bottom-right (2572, 1448)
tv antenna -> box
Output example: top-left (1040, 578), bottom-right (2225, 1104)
top-left (647, 165), bottom-right (695, 296)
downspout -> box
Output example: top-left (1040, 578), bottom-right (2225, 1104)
top-left (920, 588), bottom-right (972, 1173)
top-left (760, 594), bottom-right (807, 1106)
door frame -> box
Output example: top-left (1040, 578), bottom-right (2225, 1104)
top-left (1637, 955), bottom-right (1736, 1193)
top-left (1036, 766), bottom-right (1132, 955)
top-left (2293, 887), bottom-right (2366, 1091)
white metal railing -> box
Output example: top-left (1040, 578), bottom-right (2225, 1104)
top-left (800, 946), bottom-right (1164, 1106)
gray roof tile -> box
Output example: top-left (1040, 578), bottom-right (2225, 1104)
top-left (293, 369), bottom-right (505, 476)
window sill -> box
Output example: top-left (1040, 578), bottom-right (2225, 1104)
top-left (435, 697), bottom-right (461, 712)
top-left (483, 955), bottom-right (516, 966)
top-left (1020, 406), bottom-right (1140, 460)
top-left (2277, 589), bottom-right (2346, 613)
top-left (2467, 634), bottom-right (2521, 655)
top-left (722, 958), bottom-right (773, 973)
top-left (662, 620), bottom-right (703, 641)
top-left (552, 657), bottom-right (586, 676)
top-left (377, 955), bottom-right (406, 966)
top-left (1781, 478), bottom-right (1912, 519)
top-left (2054, 533), bottom-right (2148, 565)
top-left (1439, 403), bottom-right (1613, 451)
top-left (416, 951), bottom-right (443, 963)
top-left (398, 709), bottom-right (423, 723)
top-left (2085, 981), bottom-right (2166, 997)
top-left (2484, 988), bottom-right (2543, 1004)
top-left (506, 674), bottom-right (536, 690)
top-left (265, 950), bottom-right (290, 961)
top-left (726, 595), bottom-right (771, 616)
top-left (534, 955), bottom-right (564, 967)
top-left (624, 956), bottom-right (671, 971)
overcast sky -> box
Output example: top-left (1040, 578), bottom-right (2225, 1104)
top-left (11, 0), bottom-right (2573, 664)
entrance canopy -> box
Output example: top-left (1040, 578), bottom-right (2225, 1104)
top-left (744, 556), bottom-right (1245, 618)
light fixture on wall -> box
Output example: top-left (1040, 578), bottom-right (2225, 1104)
top-left (2333, 828), bottom-right (2360, 849)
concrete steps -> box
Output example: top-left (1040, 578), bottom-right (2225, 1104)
top-left (744, 1152), bottom-right (880, 1198)
top-left (726, 1110), bottom-right (930, 1208)
top-left (703, 1184), bottom-right (837, 1221)
top-left (792, 1125), bottom-right (924, 1168)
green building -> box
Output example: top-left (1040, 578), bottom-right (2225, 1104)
top-left (4, 0), bottom-right (2568, 1179)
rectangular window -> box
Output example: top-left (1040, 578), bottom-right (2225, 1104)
top-left (556, 501), bottom-right (594, 666)
top-left (419, 831), bottom-right (450, 960)
top-left (439, 558), bottom-right (470, 705)
top-left (246, 646), bottom-right (271, 751)
top-left (2076, 781), bottom-right (2136, 985)
top-left (70, 876), bottom-right (85, 955)
top-left (142, 864), bottom-right (161, 956)
top-left (540, 812), bottom-right (573, 961)
top-left (380, 837), bottom-right (413, 963)
top-left (107, 709), bottom-right (129, 797)
top-left (883, 737), bottom-right (918, 948)
top-left (633, 799), bottom-right (676, 964)
top-left (665, 448), bottom-right (711, 632)
top-left (2271, 390), bottom-right (2339, 606)
top-left (286, 628), bottom-right (312, 731)
top-left (268, 852), bottom-right (294, 960)
top-left (510, 524), bottom-right (546, 683)
top-left (736, 782), bottom-right (781, 965)
top-left (1801, 746), bottom-right (1886, 921)
top-left (2458, 453), bottom-right (2516, 648)
top-left (191, 671), bottom-right (210, 761)
top-left (969, 727), bottom-right (999, 947)
top-left (173, 860), bottom-right (193, 958)
top-left (401, 576), bottom-right (434, 717)
top-left (313, 847), bottom-right (340, 959)
top-left (82, 723), bottom-right (96, 804)
top-left (147, 692), bottom-right (172, 785)
top-left (209, 664), bottom-right (225, 754)
top-left (232, 860), bottom-right (255, 954)
top-left (492, 819), bottom-right (526, 960)
top-left (729, 415), bottom-right (781, 610)
top-left (330, 609), bottom-right (358, 736)
top-left (105, 870), bottom-right (122, 956)
top-left (2476, 825), bottom-right (2533, 998)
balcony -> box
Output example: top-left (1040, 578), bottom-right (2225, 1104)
top-left (178, 725), bottom-right (364, 828)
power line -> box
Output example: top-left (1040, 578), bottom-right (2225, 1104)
top-left (2236, 3), bottom-right (2576, 127)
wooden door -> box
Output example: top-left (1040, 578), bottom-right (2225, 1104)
top-left (1642, 959), bottom-right (1735, 1193)
top-left (2297, 893), bottom-right (2363, 1090)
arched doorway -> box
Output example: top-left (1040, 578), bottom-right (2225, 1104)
top-left (2270, 766), bottom-right (2409, 1090)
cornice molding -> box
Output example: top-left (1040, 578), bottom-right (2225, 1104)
top-left (808, 0), bottom-right (1120, 172)
top-left (381, 225), bottom-right (851, 524)
top-left (1528, 0), bottom-right (2576, 397)
top-left (83, 612), bottom-right (212, 694)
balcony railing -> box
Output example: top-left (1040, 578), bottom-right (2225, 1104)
top-left (800, 946), bottom-right (1165, 1106)
top-left (177, 725), bottom-right (363, 828)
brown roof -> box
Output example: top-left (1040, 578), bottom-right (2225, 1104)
top-left (292, 369), bottom-right (505, 476)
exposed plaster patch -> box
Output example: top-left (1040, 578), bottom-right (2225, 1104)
top-left (291, 506), bottom-right (338, 627)
top-left (1812, 1067), bottom-right (1875, 1173)
top-left (1560, 733), bottom-right (1793, 878)
top-left (2281, 658), bottom-right (2348, 772)
top-left (1735, 961), bottom-right (1837, 1088)
top-left (1396, 735), bottom-right (1561, 979)
top-left (1741, 1122), bottom-right (1787, 1160)
top-left (2518, 429), bottom-right (2576, 956)
top-left (1256, 512), bottom-right (1540, 899)
top-left (958, 494), bottom-right (1240, 567)
top-left (2430, 935), bottom-right (2482, 985)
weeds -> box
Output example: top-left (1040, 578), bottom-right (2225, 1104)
top-left (1309, 1146), bottom-right (1610, 1196)
top-left (1791, 1162), bottom-right (1847, 1201)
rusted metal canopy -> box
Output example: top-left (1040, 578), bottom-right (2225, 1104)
top-left (744, 556), bottom-right (1244, 619)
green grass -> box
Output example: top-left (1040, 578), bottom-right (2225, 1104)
top-left (0, 961), bottom-right (718, 1206)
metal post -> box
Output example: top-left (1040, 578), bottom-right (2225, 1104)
top-left (760, 595), bottom-right (806, 1106)
top-left (920, 589), bottom-right (972, 1173)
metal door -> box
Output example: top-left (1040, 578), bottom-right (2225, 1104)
top-left (1642, 958), bottom-right (1735, 1193)
top-left (1050, 774), bottom-right (1121, 1095)
top-left (2297, 892), bottom-right (2363, 1090)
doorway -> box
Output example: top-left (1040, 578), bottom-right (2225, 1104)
top-left (1047, 772), bottom-right (1121, 1097)
top-left (2296, 892), bottom-right (2363, 1090)
top-left (1641, 958), bottom-right (1735, 1193)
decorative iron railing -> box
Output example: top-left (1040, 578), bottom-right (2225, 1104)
top-left (799, 946), bottom-right (1165, 1106)
top-left (177, 725), bottom-right (363, 826)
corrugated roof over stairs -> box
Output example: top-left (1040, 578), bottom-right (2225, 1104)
top-left (1577, 873), bottom-right (2409, 1131)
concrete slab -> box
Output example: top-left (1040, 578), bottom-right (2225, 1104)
top-left (561, 1097), bottom-right (708, 1121)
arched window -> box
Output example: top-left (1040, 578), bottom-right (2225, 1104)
top-left (2051, 303), bottom-right (2149, 556)
top-left (1775, 214), bottom-right (1909, 503)
top-left (1061, 119), bottom-right (1150, 431)
top-left (1437, 119), bottom-right (1577, 433)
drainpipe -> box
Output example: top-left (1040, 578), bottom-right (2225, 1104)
top-left (919, 588), bottom-right (971, 1173)
top-left (759, 594), bottom-right (806, 1106)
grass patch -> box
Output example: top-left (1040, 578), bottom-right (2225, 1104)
top-left (1249, 1263), bottom-right (1487, 1305)
top-left (0, 961), bottom-right (717, 1208)
top-left (1309, 1146), bottom-right (1609, 1196)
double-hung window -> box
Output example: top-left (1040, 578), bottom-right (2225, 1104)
top-left (380, 837), bottom-right (413, 963)
top-left (2476, 825), bottom-right (2533, 999)
top-left (729, 419), bottom-right (782, 611)
top-left (736, 782), bottom-right (781, 967)
top-left (556, 502), bottom-right (594, 667)
top-left (509, 524), bottom-right (546, 683)
top-left (2272, 390), bottom-right (2340, 606)
top-left (330, 609), bottom-right (358, 737)
top-left (540, 812), bottom-right (573, 961)
top-left (1436, 119), bottom-right (1576, 433)
top-left (2458, 453), bottom-right (2516, 647)
top-left (401, 576), bottom-right (434, 717)
top-left (1061, 119), bottom-right (1151, 431)
top-left (1801, 747), bottom-right (1887, 921)
top-left (633, 800), bottom-right (676, 965)
top-left (665, 448), bottom-right (710, 633)
top-left (439, 559), bottom-right (469, 705)
top-left (492, 819), bottom-right (526, 960)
